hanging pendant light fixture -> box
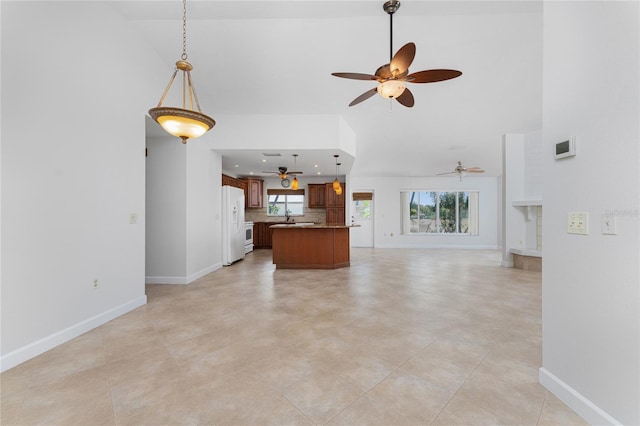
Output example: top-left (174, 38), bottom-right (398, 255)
top-left (291, 154), bottom-right (300, 190)
top-left (333, 155), bottom-right (342, 194)
top-left (149, 0), bottom-right (215, 144)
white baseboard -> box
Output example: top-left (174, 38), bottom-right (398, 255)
top-left (186, 263), bottom-right (222, 283)
top-left (145, 276), bottom-right (188, 284)
top-left (539, 367), bottom-right (622, 426)
top-left (0, 295), bottom-right (147, 373)
top-left (145, 263), bottom-right (222, 285)
top-left (375, 244), bottom-right (500, 250)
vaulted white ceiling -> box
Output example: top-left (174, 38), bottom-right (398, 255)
top-left (117, 0), bottom-right (542, 178)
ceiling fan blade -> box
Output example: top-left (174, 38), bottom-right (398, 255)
top-left (331, 72), bottom-right (378, 81)
top-left (390, 42), bottom-right (416, 77)
top-left (467, 167), bottom-right (485, 173)
top-left (436, 172), bottom-right (457, 176)
top-left (395, 88), bottom-right (414, 107)
top-left (406, 69), bottom-right (462, 83)
top-left (288, 171), bottom-right (303, 175)
top-left (262, 171), bottom-right (279, 174)
top-left (348, 88), bottom-right (378, 107)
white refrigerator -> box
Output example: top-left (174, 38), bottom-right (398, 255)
top-left (222, 185), bottom-right (246, 265)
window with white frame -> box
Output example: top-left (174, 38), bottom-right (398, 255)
top-left (267, 189), bottom-right (305, 216)
top-left (401, 191), bottom-right (479, 235)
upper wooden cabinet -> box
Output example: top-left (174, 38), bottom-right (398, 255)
top-left (245, 178), bottom-right (264, 208)
top-left (307, 184), bottom-right (326, 208)
top-left (325, 182), bottom-right (345, 208)
top-left (222, 174), bottom-right (247, 192)
top-left (325, 182), bottom-right (346, 225)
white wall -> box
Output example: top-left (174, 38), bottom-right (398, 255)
top-left (186, 141), bottom-right (222, 282)
top-left (0, 2), bottom-right (166, 370)
top-left (145, 125), bottom-right (222, 284)
top-left (211, 114), bottom-right (356, 159)
top-left (145, 130), bottom-right (187, 281)
top-left (349, 175), bottom-right (499, 249)
top-left (540, 2), bottom-right (639, 425)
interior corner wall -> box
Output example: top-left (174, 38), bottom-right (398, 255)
top-left (145, 128), bottom-right (223, 285)
top-left (186, 141), bottom-right (223, 282)
top-left (145, 130), bottom-right (188, 283)
top-left (0, 2), bottom-right (167, 370)
top-left (540, 2), bottom-right (639, 425)
top-left (502, 134), bottom-right (526, 266)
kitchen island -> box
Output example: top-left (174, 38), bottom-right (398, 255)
top-left (270, 224), bottom-right (357, 269)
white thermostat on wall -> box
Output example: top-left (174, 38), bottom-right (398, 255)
top-left (555, 136), bottom-right (576, 159)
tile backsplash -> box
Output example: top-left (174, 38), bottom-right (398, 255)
top-left (245, 208), bottom-right (326, 224)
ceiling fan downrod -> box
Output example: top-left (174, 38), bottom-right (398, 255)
top-left (383, 0), bottom-right (400, 61)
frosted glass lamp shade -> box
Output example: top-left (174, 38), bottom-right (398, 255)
top-left (377, 80), bottom-right (406, 99)
top-left (149, 107), bottom-right (215, 144)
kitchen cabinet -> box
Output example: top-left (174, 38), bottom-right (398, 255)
top-left (244, 178), bottom-right (264, 208)
top-left (253, 222), bottom-right (287, 249)
top-left (222, 174), bottom-right (247, 192)
top-left (325, 207), bottom-right (345, 226)
top-left (307, 184), bottom-right (326, 208)
top-left (271, 225), bottom-right (352, 269)
top-left (325, 182), bottom-right (345, 225)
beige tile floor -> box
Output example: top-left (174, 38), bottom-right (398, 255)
top-left (1, 248), bottom-right (588, 426)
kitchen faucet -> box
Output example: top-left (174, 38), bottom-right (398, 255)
top-left (285, 210), bottom-right (292, 222)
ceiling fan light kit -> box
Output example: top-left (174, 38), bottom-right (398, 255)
top-left (263, 154), bottom-right (304, 188)
top-left (331, 0), bottom-right (462, 108)
top-left (149, 0), bottom-right (215, 143)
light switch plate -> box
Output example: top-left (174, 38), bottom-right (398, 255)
top-left (568, 212), bottom-right (589, 235)
top-left (601, 214), bottom-right (617, 235)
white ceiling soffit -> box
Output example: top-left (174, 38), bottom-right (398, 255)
top-left (127, 1), bottom-right (542, 178)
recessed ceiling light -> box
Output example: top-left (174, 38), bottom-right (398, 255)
top-left (249, 172), bottom-right (254, 175)
top-left (317, 172), bottom-right (321, 175)
top-left (234, 164), bottom-right (239, 168)
top-left (262, 159), bottom-right (267, 163)
top-left (314, 164), bottom-right (318, 168)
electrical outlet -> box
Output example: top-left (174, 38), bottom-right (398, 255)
top-left (601, 214), bottom-right (617, 235)
top-left (129, 213), bottom-right (137, 224)
top-left (93, 279), bottom-right (99, 289)
top-left (568, 212), bottom-right (589, 235)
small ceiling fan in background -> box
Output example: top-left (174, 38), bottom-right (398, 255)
top-left (262, 154), bottom-right (303, 188)
top-left (437, 161), bottom-right (485, 180)
top-left (331, 0), bottom-right (462, 107)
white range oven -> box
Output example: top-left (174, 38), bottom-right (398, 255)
top-left (244, 222), bottom-right (254, 254)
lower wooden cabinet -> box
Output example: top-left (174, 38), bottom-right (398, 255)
top-left (325, 207), bottom-right (345, 226)
top-left (253, 222), bottom-right (288, 249)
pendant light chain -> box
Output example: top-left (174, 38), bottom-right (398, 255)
top-left (181, 0), bottom-right (188, 60)
top-left (148, 0), bottom-right (216, 143)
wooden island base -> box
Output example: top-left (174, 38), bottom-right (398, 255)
top-left (271, 225), bottom-right (351, 269)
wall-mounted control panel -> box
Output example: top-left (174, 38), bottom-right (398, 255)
top-left (568, 212), bottom-right (589, 235)
top-left (555, 136), bottom-right (576, 159)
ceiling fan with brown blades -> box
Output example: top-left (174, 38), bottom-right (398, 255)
top-left (331, 0), bottom-right (462, 108)
top-left (262, 155), bottom-right (303, 188)
top-left (437, 161), bottom-right (485, 180)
